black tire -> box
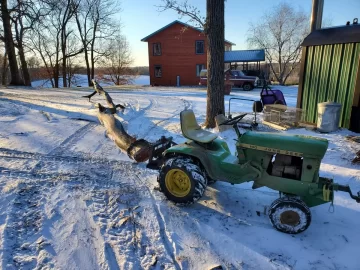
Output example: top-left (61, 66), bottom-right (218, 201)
top-left (207, 179), bottom-right (217, 185)
top-left (158, 157), bottom-right (207, 204)
top-left (252, 101), bottom-right (263, 113)
top-left (268, 197), bottom-right (311, 234)
top-left (243, 83), bottom-right (253, 91)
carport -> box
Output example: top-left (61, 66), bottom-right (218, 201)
top-left (224, 49), bottom-right (265, 76)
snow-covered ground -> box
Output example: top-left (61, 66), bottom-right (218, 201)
top-left (31, 75), bottom-right (150, 88)
top-left (0, 85), bottom-right (359, 269)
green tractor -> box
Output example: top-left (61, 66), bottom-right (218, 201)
top-left (155, 110), bottom-right (360, 234)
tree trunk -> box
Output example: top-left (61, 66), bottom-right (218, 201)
top-left (18, 44), bottom-right (31, 86)
top-left (2, 50), bottom-right (8, 85)
top-left (85, 50), bottom-right (91, 86)
top-left (204, 0), bottom-right (225, 128)
top-left (74, 14), bottom-right (92, 86)
top-left (84, 80), bottom-right (151, 162)
top-left (54, 63), bottom-right (59, 88)
top-left (62, 56), bottom-right (67, 88)
top-left (0, 0), bottom-right (23, 85)
top-left (90, 42), bottom-right (95, 82)
top-left (61, 29), bottom-right (67, 88)
top-left (54, 35), bottom-right (60, 88)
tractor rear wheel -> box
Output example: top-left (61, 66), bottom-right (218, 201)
top-left (158, 157), bottom-right (207, 204)
top-left (269, 197), bottom-right (311, 234)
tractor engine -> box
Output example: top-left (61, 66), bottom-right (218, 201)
top-left (269, 154), bottom-right (302, 180)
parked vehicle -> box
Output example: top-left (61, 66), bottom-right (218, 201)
top-left (199, 69), bottom-right (259, 91)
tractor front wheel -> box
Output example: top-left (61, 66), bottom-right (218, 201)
top-left (158, 157), bottom-right (207, 205)
top-left (269, 197), bottom-right (311, 234)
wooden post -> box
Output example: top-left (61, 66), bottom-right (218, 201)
top-left (352, 53), bottom-right (360, 107)
top-left (297, 47), bottom-right (309, 108)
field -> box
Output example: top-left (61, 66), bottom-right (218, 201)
top-left (0, 85), bottom-right (359, 270)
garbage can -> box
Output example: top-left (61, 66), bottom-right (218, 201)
top-left (317, 102), bottom-right (342, 132)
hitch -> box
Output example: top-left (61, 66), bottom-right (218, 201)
top-left (333, 184), bottom-right (360, 203)
top-left (146, 136), bottom-right (176, 170)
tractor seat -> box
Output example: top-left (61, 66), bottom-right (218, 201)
top-left (180, 110), bottom-right (218, 143)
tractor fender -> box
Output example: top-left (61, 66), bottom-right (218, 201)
top-left (163, 143), bottom-right (262, 183)
top-left (163, 144), bottom-right (216, 179)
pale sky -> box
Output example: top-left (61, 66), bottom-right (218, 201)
top-left (119, 0), bottom-right (360, 66)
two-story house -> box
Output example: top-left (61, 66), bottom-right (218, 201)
top-left (141, 20), bottom-right (235, 86)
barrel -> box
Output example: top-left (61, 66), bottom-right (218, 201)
top-left (317, 102), bottom-right (342, 132)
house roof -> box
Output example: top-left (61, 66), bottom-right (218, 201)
top-left (302, 24), bottom-right (360, 46)
top-left (140, 20), bottom-right (236, 45)
top-left (224, 49), bottom-right (265, 62)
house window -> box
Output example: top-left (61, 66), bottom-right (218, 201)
top-left (154, 65), bottom-right (162, 77)
top-left (196, 64), bottom-right (205, 76)
top-left (195, 40), bottom-right (204, 54)
top-left (153, 43), bottom-right (161, 56)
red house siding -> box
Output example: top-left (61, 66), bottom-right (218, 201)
top-left (146, 23), bottom-right (207, 86)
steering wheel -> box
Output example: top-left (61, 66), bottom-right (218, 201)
top-left (219, 113), bottom-right (247, 126)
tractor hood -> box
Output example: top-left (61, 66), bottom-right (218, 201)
top-left (239, 132), bottom-right (328, 159)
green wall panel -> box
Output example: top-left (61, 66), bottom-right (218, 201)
top-left (302, 43), bottom-right (360, 128)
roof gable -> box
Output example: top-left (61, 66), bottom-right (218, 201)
top-left (141, 20), bottom-right (235, 45)
top-left (302, 24), bottom-right (360, 46)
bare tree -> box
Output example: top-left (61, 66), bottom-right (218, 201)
top-left (1, 46), bottom-right (8, 85)
top-left (10, 0), bottom-right (45, 86)
top-left (27, 56), bottom-right (40, 69)
top-left (159, 0), bottom-right (225, 128)
top-left (0, 0), bottom-right (23, 85)
top-left (247, 2), bottom-right (308, 85)
top-left (31, 0), bottom-right (82, 88)
top-left (100, 34), bottom-right (135, 85)
top-left (60, 0), bottom-right (79, 87)
top-left (30, 24), bottom-right (57, 87)
top-left (75, 0), bottom-right (119, 86)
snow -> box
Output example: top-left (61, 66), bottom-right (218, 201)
top-left (0, 84), bottom-right (359, 269)
top-left (31, 75), bottom-right (150, 88)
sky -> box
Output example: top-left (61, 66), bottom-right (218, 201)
top-left (119, 0), bottom-right (360, 66)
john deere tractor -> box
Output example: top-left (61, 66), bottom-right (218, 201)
top-left (155, 110), bottom-right (360, 234)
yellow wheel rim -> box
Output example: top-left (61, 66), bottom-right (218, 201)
top-left (165, 169), bottom-right (191, 197)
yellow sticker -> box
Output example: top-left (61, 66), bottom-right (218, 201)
top-left (238, 143), bottom-right (303, 157)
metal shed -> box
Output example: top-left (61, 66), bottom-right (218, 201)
top-left (297, 24), bottom-right (360, 130)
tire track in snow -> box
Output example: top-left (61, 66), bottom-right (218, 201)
top-left (27, 122), bottom-right (96, 176)
top-left (48, 122), bottom-right (97, 156)
top-left (1, 178), bottom-right (54, 269)
top-left (135, 97), bottom-right (192, 140)
top-left (0, 152), bottom-right (174, 268)
top-left (133, 170), bottom-right (181, 270)
top-left (0, 150), bottom-right (276, 230)
top-left (85, 181), bottom-right (144, 269)
top-left (49, 185), bottom-right (108, 270)
top-left (82, 164), bottom-right (176, 269)
top-left (0, 147), bottom-right (125, 167)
